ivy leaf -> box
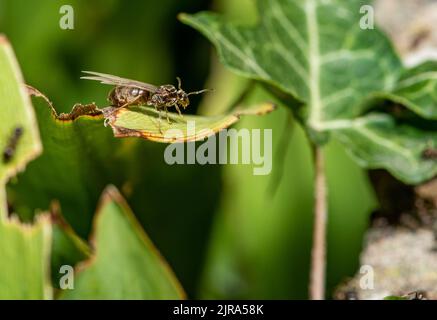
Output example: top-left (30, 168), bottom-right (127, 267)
top-left (390, 61), bottom-right (437, 120)
top-left (180, 0), bottom-right (401, 131)
top-left (180, 0), bottom-right (437, 184)
top-left (332, 114), bottom-right (437, 184)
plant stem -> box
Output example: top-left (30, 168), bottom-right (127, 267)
top-left (309, 145), bottom-right (327, 300)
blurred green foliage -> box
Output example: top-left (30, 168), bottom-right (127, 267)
top-left (0, 0), bottom-right (377, 299)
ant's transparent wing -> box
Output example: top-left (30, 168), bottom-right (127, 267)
top-left (81, 71), bottom-right (158, 92)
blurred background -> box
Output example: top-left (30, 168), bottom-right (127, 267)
top-left (0, 0), bottom-right (377, 299)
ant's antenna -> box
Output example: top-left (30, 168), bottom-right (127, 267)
top-left (176, 77), bottom-right (182, 90)
top-left (187, 88), bottom-right (214, 96)
top-left (176, 76), bottom-right (213, 96)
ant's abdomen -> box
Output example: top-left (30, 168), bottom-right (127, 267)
top-left (108, 86), bottom-right (150, 107)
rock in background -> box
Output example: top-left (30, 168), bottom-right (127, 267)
top-left (375, 0), bottom-right (437, 66)
top-left (335, 0), bottom-right (437, 299)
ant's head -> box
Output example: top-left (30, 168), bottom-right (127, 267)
top-left (176, 77), bottom-right (213, 109)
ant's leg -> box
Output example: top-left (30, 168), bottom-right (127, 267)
top-left (120, 96), bottom-right (141, 109)
top-left (165, 107), bottom-right (171, 124)
top-left (154, 105), bottom-right (163, 133)
top-left (175, 104), bottom-right (183, 118)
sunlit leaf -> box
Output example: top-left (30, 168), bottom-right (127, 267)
top-left (102, 103), bottom-right (276, 143)
top-left (0, 35), bottom-right (42, 216)
top-left (0, 35), bottom-right (52, 300)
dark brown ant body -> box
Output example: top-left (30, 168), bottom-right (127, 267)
top-left (3, 127), bottom-right (23, 163)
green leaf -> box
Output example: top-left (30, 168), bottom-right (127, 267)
top-left (179, 0), bottom-right (401, 131)
top-left (102, 103), bottom-right (276, 143)
top-left (60, 186), bottom-right (185, 300)
top-left (0, 216), bottom-right (53, 299)
top-left (0, 35), bottom-right (52, 300)
top-left (0, 35), bottom-right (42, 216)
top-left (332, 114), bottom-right (437, 184)
top-left (180, 1), bottom-right (437, 184)
top-left (8, 97), bottom-right (119, 235)
top-left (391, 61), bottom-right (437, 120)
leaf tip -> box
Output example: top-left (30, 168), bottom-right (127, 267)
top-left (177, 12), bottom-right (189, 22)
top-left (236, 102), bottom-right (277, 117)
top-left (99, 185), bottom-right (124, 207)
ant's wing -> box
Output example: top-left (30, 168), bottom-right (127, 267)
top-left (81, 71), bottom-right (158, 92)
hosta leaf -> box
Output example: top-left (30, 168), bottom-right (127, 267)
top-left (0, 35), bottom-right (42, 216)
top-left (102, 103), bottom-right (276, 143)
top-left (180, 0), bottom-right (401, 132)
top-left (60, 186), bottom-right (185, 300)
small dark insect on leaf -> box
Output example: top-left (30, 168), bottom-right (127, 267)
top-left (3, 126), bottom-right (24, 163)
top-left (422, 148), bottom-right (437, 160)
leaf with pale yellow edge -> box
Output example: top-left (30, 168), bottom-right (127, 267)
top-left (102, 102), bottom-right (276, 143)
